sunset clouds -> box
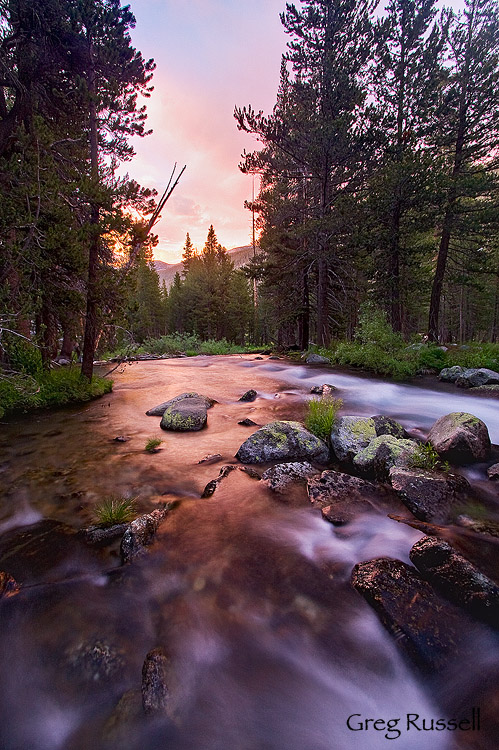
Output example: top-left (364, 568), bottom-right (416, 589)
top-left (127, 0), bottom-right (288, 262)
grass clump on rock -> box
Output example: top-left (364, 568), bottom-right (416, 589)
top-left (409, 443), bottom-right (450, 472)
top-left (145, 437), bottom-right (163, 453)
top-left (94, 496), bottom-right (137, 527)
top-left (305, 396), bottom-right (343, 441)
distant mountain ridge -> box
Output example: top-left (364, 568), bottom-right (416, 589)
top-left (153, 244), bottom-right (257, 288)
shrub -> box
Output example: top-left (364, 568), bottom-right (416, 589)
top-left (5, 339), bottom-right (43, 378)
top-left (305, 396), bottom-right (343, 440)
top-left (0, 367), bottom-right (112, 416)
top-left (145, 437), bottom-right (162, 453)
top-left (417, 345), bottom-right (448, 372)
top-left (94, 496), bottom-right (137, 527)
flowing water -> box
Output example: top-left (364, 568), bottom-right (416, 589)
top-left (0, 355), bottom-right (498, 750)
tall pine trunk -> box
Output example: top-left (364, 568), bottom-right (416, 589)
top-left (81, 47), bottom-right (100, 381)
top-left (316, 257), bottom-right (330, 348)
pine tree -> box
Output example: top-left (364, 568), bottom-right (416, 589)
top-left (428, 0), bottom-right (499, 341)
top-left (369, 0), bottom-right (447, 331)
top-left (181, 232), bottom-right (196, 276)
top-left (235, 0), bottom-right (376, 346)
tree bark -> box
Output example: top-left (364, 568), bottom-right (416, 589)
top-left (81, 42), bottom-right (100, 382)
top-left (316, 256), bottom-right (330, 348)
top-left (298, 266), bottom-right (310, 349)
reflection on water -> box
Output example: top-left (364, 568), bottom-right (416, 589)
top-left (0, 355), bottom-right (497, 749)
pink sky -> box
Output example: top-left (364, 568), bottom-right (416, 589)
top-left (127, 0), bottom-right (465, 264)
top-left (127, 0), bottom-right (289, 263)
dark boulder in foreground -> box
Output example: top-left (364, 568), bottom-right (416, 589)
top-left (409, 536), bottom-right (499, 628)
top-left (160, 397), bottom-right (209, 431)
top-left (351, 557), bottom-right (475, 673)
top-left (147, 392), bottom-right (215, 417)
top-left (426, 412), bottom-right (491, 464)
top-left (236, 420), bottom-right (330, 465)
top-left (389, 467), bottom-right (470, 523)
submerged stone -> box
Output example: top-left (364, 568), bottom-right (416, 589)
top-left (239, 389), bottom-right (257, 402)
top-left (120, 508), bottom-right (168, 564)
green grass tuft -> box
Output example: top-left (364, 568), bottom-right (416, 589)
top-left (409, 443), bottom-right (450, 472)
top-left (145, 437), bottom-right (163, 453)
top-left (94, 496), bottom-right (137, 527)
top-left (304, 396), bottom-right (343, 441)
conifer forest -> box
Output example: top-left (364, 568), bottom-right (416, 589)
top-left (1, 0), bottom-right (499, 398)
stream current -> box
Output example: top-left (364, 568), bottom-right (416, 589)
top-left (0, 355), bottom-right (498, 750)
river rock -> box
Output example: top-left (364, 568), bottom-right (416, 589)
top-left (66, 638), bottom-right (125, 684)
top-left (146, 392), bottom-right (215, 417)
top-left (238, 418), bottom-right (258, 426)
top-left (330, 416), bottom-right (376, 462)
top-left (0, 570), bottom-right (20, 599)
top-left (305, 353), bottom-right (330, 364)
top-left (307, 470), bottom-right (387, 523)
top-left (470, 384), bottom-right (499, 397)
top-left (160, 397), bottom-right (209, 431)
top-left (426, 412), bottom-right (491, 464)
top-left (142, 647), bottom-right (171, 717)
top-left (197, 453), bottom-right (222, 465)
top-left (389, 467), bottom-right (470, 522)
top-left (81, 523), bottom-right (128, 547)
top-left (351, 558), bottom-right (474, 673)
top-left (120, 508), bottom-right (167, 564)
top-left (455, 367), bottom-right (499, 388)
top-left (371, 415), bottom-right (408, 439)
top-left (409, 536), bottom-right (499, 627)
top-left (239, 389), bottom-right (257, 402)
top-left (487, 463), bottom-right (499, 480)
top-left (201, 465), bottom-right (236, 497)
top-left (262, 462), bottom-right (318, 493)
top-left (235, 421), bottom-right (330, 465)
top-left (310, 384), bottom-right (337, 395)
top-left (438, 366), bottom-right (465, 383)
top-left (353, 435), bottom-right (418, 478)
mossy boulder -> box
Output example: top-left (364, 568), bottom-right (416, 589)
top-left (160, 397), bottom-right (209, 432)
top-left (353, 435), bottom-right (418, 478)
top-left (455, 368), bottom-right (499, 388)
top-left (426, 412), bottom-right (491, 464)
top-left (371, 415), bottom-right (408, 439)
top-left (330, 416), bottom-right (376, 462)
top-left (235, 420), bottom-right (329, 465)
top-left (305, 353), bottom-right (330, 364)
top-left (439, 366), bottom-right (465, 383)
top-left (147, 392), bottom-right (215, 417)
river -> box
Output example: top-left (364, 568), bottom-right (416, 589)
top-left (0, 355), bottom-right (498, 750)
